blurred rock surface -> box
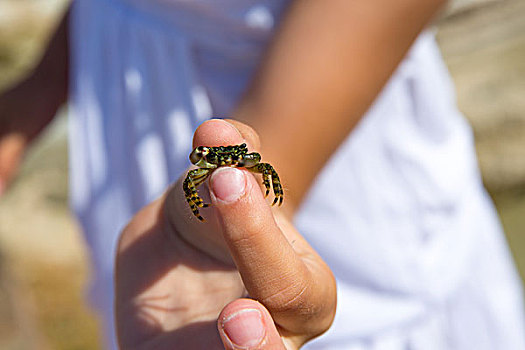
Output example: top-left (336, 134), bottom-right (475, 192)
top-left (0, 2), bottom-right (101, 348)
top-left (438, 0), bottom-right (525, 193)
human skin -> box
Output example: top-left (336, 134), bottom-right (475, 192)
top-left (235, 0), bottom-right (448, 214)
top-left (0, 0), bottom-right (447, 203)
top-left (0, 0), bottom-right (448, 348)
top-left (116, 119), bottom-right (336, 349)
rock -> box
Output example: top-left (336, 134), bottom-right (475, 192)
top-left (437, 0), bottom-right (525, 192)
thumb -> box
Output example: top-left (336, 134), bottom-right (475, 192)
top-left (218, 298), bottom-right (286, 350)
top-left (209, 165), bottom-right (314, 334)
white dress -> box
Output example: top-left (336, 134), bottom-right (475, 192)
top-left (69, 0), bottom-right (525, 349)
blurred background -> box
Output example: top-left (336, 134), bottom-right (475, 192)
top-left (0, 0), bottom-right (523, 348)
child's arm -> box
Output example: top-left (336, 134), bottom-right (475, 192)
top-left (235, 0), bottom-right (448, 213)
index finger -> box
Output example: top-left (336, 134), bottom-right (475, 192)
top-left (165, 119), bottom-right (261, 265)
top-left (192, 118), bottom-right (261, 152)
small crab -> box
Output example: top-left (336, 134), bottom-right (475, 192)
top-left (183, 143), bottom-right (283, 221)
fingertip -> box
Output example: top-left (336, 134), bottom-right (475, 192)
top-left (209, 167), bottom-right (273, 238)
top-left (210, 167), bottom-right (248, 204)
top-left (218, 299), bottom-right (284, 350)
top-left (192, 118), bottom-right (260, 152)
top-left (193, 119), bottom-right (244, 148)
top-left (220, 307), bottom-right (266, 349)
top-left (224, 119), bottom-right (261, 151)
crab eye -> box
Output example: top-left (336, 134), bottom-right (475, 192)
top-left (189, 146), bottom-right (210, 164)
top-left (189, 149), bottom-right (200, 164)
top-left (240, 152), bottom-right (260, 168)
top-left (189, 147), bottom-right (203, 164)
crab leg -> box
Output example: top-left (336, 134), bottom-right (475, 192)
top-left (247, 163), bottom-right (283, 206)
top-left (260, 166), bottom-right (272, 197)
top-left (269, 165), bottom-right (284, 206)
top-left (183, 168), bottom-right (211, 221)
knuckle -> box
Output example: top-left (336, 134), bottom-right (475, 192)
top-left (260, 269), bottom-right (336, 337)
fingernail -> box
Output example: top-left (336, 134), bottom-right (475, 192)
top-left (210, 167), bottom-right (246, 203)
top-left (221, 309), bottom-right (265, 349)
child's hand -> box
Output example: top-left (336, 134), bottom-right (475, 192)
top-left (115, 119), bottom-right (336, 349)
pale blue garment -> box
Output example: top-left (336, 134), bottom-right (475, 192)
top-left (69, 0), bottom-right (525, 349)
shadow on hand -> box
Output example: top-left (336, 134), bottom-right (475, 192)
top-left (116, 196), bottom-right (245, 348)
